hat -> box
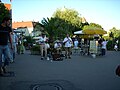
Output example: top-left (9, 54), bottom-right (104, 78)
top-left (55, 40), bottom-right (60, 43)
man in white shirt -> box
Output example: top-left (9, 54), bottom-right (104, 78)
top-left (101, 38), bottom-right (107, 56)
top-left (63, 34), bottom-right (72, 59)
top-left (39, 33), bottom-right (48, 60)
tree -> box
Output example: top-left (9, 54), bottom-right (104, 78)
top-left (41, 7), bottom-right (82, 40)
top-left (109, 32), bottom-right (114, 38)
top-left (109, 27), bottom-right (120, 38)
top-left (41, 17), bottom-right (56, 37)
top-left (83, 23), bottom-right (103, 31)
top-left (108, 27), bottom-right (120, 50)
top-left (41, 17), bottom-right (57, 42)
top-left (0, 3), bottom-right (10, 24)
top-left (53, 7), bottom-right (82, 33)
top-left (32, 22), bottom-right (44, 36)
top-left (89, 23), bottom-right (103, 28)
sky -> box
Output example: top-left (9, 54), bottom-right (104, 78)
top-left (1, 0), bottom-right (120, 31)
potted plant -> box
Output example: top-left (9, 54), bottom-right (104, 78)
top-left (30, 45), bottom-right (40, 55)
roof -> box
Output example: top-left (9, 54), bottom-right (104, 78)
top-left (12, 21), bottom-right (33, 29)
top-left (4, 4), bottom-right (11, 10)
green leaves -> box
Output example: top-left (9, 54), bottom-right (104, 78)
top-left (109, 27), bottom-right (120, 38)
top-left (0, 3), bottom-right (10, 24)
top-left (53, 8), bottom-right (81, 28)
top-left (42, 7), bottom-right (83, 39)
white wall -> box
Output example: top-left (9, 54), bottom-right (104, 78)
top-left (28, 27), bottom-right (33, 34)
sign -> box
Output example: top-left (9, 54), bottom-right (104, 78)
top-left (89, 40), bottom-right (98, 53)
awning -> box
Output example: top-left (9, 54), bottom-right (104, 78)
top-left (74, 30), bottom-right (83, 34)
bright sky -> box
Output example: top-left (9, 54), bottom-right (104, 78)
top-left (2, 0), bottom-right (120, 31)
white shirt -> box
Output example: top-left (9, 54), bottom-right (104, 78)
top-left (101, 41), bottom-right (107, 49)
top-left (54, 43), bottom-right (62, 48)
top-left (114, 45), bottom-right (118, 49)
top-left (39, 36), bottom-right (47, 45)
top-left (63, 37), bottom-right (72, 47)
top-left (74, 40), bottom-right (79, 47)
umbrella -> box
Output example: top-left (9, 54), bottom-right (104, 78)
top-left (74, 30), bottom-right (93, 39)
top-left (83, 27), bottom-right (107, 35)
top-left (33, 36), bottom-right (40, 39)
top-left (54, 40), bottom-right (60, 43)
top-left (74, 30), bottom-right (84, 34)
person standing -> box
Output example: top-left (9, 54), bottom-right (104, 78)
top-left (10, 31), bottom-right (18, 60)
top-left (39, 33), bottom-right (48, 60)
top-left (73, 38), bottom-right (79, 53)
top-left (0, 17), bottom-right (13, 76)
top-left (74, 38), bottom-right (79, 48)
top-left (101, 38), bottom-right (107, 56)
top-left (63, 34), bottom-right (72, 59)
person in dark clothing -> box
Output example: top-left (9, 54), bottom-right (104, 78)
top-left (0, 17), bottom-right (13, 76)
top-left (116, 64), bottom-right (120, 77)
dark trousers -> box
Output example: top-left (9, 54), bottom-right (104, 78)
top-left (101, 49), bottom-right (106, 56)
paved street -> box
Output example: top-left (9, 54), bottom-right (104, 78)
top-left (0, 50), bottom-right (120, 90)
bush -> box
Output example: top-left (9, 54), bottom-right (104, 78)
top-left (30, 45), bottom-right (40, 55)
top-left (23, 36), bottom-right (35, 49)
top-left (106, 40), bottom-right (113, 50)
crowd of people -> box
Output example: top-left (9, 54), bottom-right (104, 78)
top-left (37, 32), bottom-right (120, 61)
top-left (38, 33), bottom-right (73, 60)
top-left (37, 33), bottom-right (109, 61)
top-left (0, 17), bottom-right (119, 77)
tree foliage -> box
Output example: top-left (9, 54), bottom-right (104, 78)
top-left (32, 22), bottom-right (44, 36)
top-left (41, 7), bottom-right (82, 40)
top-left (109, 27), bottom-right (120, 38)
top-left (89, 23), bottom-right (103, 28)
top-left (83, 23), bottom-right (103, 31)
top-left (0, 3), bottom-right (10, 24)
top-left (41, 17), bottom-right (57, 37)
top-left (53, 8), bottom-right (82, 29)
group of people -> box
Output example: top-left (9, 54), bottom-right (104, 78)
top-left (38, 32), bottom-right (114, 61)
top-left (38, 33), bottom-right (73, 60)
top-left (0, 17), bottom-right (18, 76)
top-left (38, 32), bottom-right (109, 60)
top-left (0, 17), bottom-right (119, 77)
